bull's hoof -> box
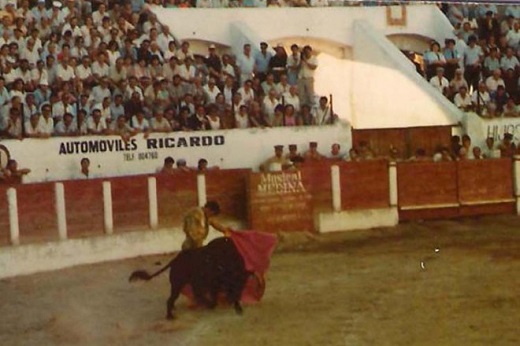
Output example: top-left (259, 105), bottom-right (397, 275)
top-left (234, 303), bottom-right (243, 315)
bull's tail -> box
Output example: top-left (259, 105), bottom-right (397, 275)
top-left (129, 257), bottom-right (175, 282)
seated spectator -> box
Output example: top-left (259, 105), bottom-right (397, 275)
top-left (482, 102), bottom-right (500, 118)
top-left (2, 107), bottom-right (23, 139)
top-left (503, 98), bottom-right (519, 117)
top-left (485, 69), bottom-right (505, 97)
top-left (75, 157), bottom-right (97, 179)
top-left (357, 141), bottom-right (375, 160)
top-left (271, 104), bottom-right (284, 127)
top-left (347, 147), bottom-right (360, 162)
top-left (150, 110), bottom-right (172, 133)
top-left (500, 47), bottom-right (519, 72)
top-left (498, 133), bottom-right (516, 157)
top-left (329, 143), bottom-right (345, 160)
top-left (483, 137), bottom-right (501, 158)
top-left (430, 67), bottom-right (450, 95)
top-left (303, 141), bottom-right (325, 161)
top-left (176, 159), bottom-right (193, 172)
top-left (0, 159), bottom-right (31, 184)
top-left (87, 108), bottom-right (108, 135)
top-left (131, 111), bottom-right (150, 133)
top-left (206, 105), bottom-right (223, 130)
top-left (472, 146), bottom-right (483, 160)
top-left (461, 134), bottom-right (474, 159)
top-left (408, 148), bottom-right (430, 162)
top-left (433, 146), bottom-right (453, 162)
top-left (259, 145), bottom-right (292, 172)
top-left (283, 85), bottom-right (301, 113)
top-left (54, 112), bottom-right (78, 136)
top-left (197, 158), bottom-right (219, 172)
top-left (454, 86), bottom-right (473, 111)
top-left (285, 144), bottom-right (302, 161)
top-left (471, 82), bottom-right (491, 113)
top-left (249, 101), bottom-right (269, 128)
top-left (449, 68), bottom-right (468, 95)
top-left (483, 47), bottom-right (501, 77)
top-left (159, 157), bottom-right (176, 175)
top-left (188, 105), bottom-right (209, 131)
top-left (283, 104), bottom-right (299, 127)
top-left (312, 96), bottom-right (335, 125)
top-left (235, 105), bottom-right (250, 129)
top-left (110, 115), bottom-right (136, 140)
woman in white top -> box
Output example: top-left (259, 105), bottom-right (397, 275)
top-left (235, 105), bottom-right (250, 129)
top-left (206, 108), bottom-right (222, 130)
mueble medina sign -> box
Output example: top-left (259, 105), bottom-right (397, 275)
top-left (248, 171), bottom-right (314, 233)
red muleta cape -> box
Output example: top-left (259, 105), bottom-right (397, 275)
top-left (182, 230), bottom-right (278, 304)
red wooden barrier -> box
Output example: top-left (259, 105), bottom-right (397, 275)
top-left (338, 160), bottom-right (389, 210)
top-left (111, 175), bottom-right (149, 231)
top-left (397, 161), bottom-right (458, 209)
top-left (300, 162), bottom-right (333, 212)
top-left (205, 169), bottom-right (250, 220)
top-left (457, 159), bottom-right (513, 204)
top-left (156, 172), bottom-right (198, 227)
top-left (0, 186), bottom-right (10, 246)
top-left (457, 159), bottom-right (515, 216)
top-left (16, 183), bottom-right (57, 243)
top-left (63, 179), bottom-right (104, 238)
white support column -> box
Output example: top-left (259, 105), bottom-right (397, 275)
top-left (7, 188), bottom-right (19, 245)
top-left (148, 176), bottom-right (158, 229)
top-left (389, 161), bottom-right (398, 207)
top-left (513, 155), bottom-right (520, 215)
top-left (55, 182), bottom-right (67, 240)
top-left (197, 174), bottom-right (207, 207)
top-left (331, 165), bottom-right (341, 212)
top-left (103, 181), bottom-right (114, 234)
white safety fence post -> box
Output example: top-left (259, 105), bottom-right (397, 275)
top-left (513, 155), bottom-right (520, 215)
top-left (197, 174), bottom-right (207, 207)
top-left (103, 181), bottom-right (113, 234)
top-left (331, 165), bottom-right (341, 212)
top-left (7, 188), bottom-right (19, 245)
top-left (389, 161), bottom-right (398, 207)
top-left (55, 182), bottom-right (67, 240)
top-left (148, 176), bottom-right (158, 229)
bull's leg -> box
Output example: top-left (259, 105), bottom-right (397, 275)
top-left (192, 283), bottom-right (215, 309)
top-left (166, 282), bottom-right (183, 320)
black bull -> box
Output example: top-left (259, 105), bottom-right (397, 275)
top-left (129, 237), bottom-right (250, 319)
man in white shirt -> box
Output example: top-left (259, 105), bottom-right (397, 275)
top-left (56, 57), bottom-right (76, 86)
top-left (236, 43), bottom-right (255, 86)
top-left (298, 45), bottom-right (318, 107)
top-left (429, 67), bottom-right (450, 94)
top-left (453, 86), bottom-right (473, 111)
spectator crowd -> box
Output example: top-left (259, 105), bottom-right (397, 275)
top-left (0, 0), bottom-right (338, 141)
top-left (419, 3), bottom-right (520, 118)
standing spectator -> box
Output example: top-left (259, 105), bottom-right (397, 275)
top-left (424, 41), bottom-right (446, 80)
top-left (443, 39), bottom-right (460, 81)
top-left (254, 42), bottom-right (272, 82)
top-left (298, 45), bottom-right (317, 107)
top-left (0, 159), bottom-right (31, 183)
top-left (236, 43), bottom-right (255, 86)
top-left (304, 141), bottom-right (326, 161)
top-left (269, 43), bottom-right (287, 83)
top-left (286, 44), bottom-right (301, 85)
top-left (463, 35), bottom-right (483, 90)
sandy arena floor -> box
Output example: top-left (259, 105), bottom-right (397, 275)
top-left (0, 215), bottom-right (519, 346)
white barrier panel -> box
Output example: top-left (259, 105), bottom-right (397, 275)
top-left (55, 183), bottom-right (67, 240)
top-left (148, 177), bottom-right (158, 229)
top-left (389, 162), bottom-right (398, 207)
top-left (0, 123), bottom-right (351, 183)
top-left (103, 181), bottom-right (113, 234)
top-left (7, 188), bottom-right (19, 246)
top-left (331, 165), bottom-right (341, 212)
top-left (197, 174), bottom-right (207, 207)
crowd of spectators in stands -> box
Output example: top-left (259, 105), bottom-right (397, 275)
top-left (0, 0), bottom-right (337, 140)
top-left (419, 3), bottom-right (520, 118)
